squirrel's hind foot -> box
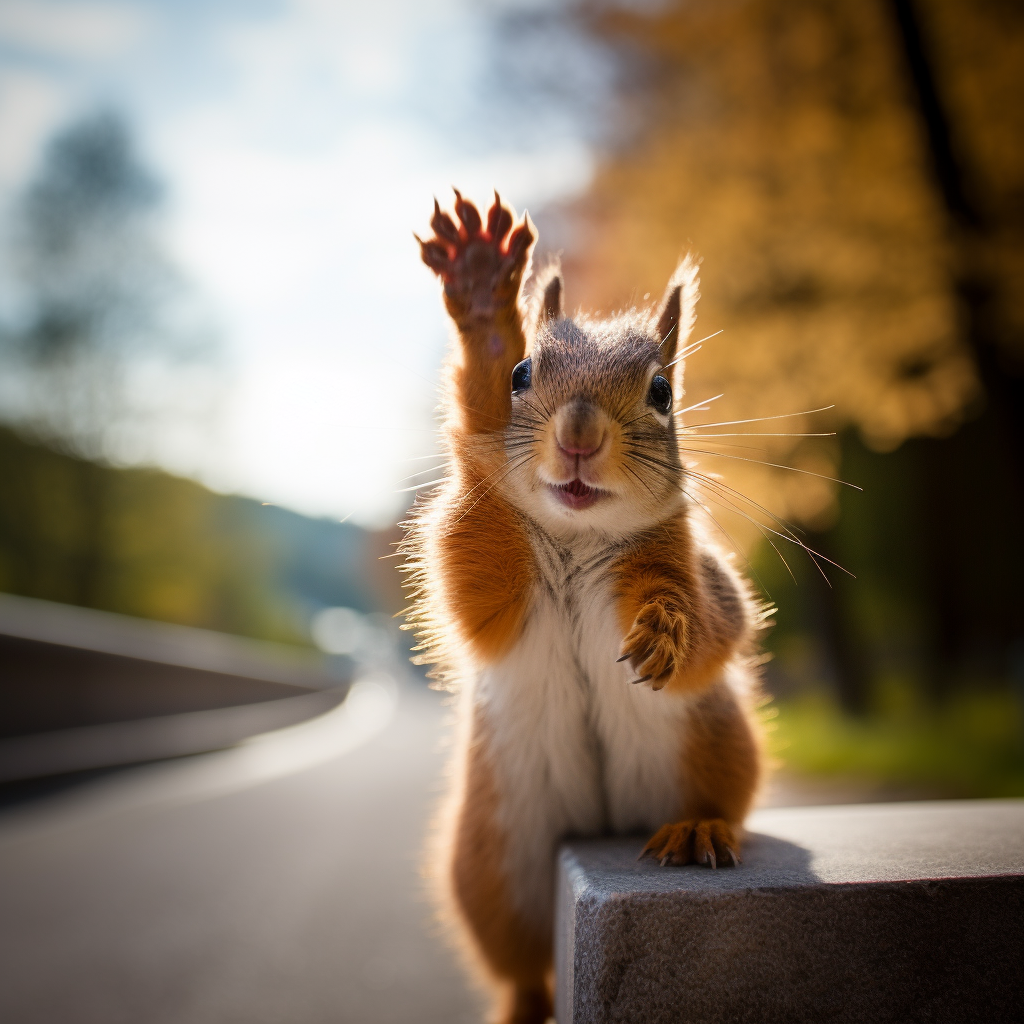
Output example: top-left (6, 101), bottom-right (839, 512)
top-left (640, 818), bottom-right (740, 869)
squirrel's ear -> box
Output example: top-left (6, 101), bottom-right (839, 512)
top-left (534, 263), bottom-right (564, 326)
top-left (542, 275), bottom-right (563, 321)
top-left (655, 256), bottom-right (699, 367)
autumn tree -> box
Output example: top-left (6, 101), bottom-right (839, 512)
top-left (535, 0), bottom-right (1024, 709)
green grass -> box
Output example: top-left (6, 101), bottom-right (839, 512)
top-left (769, 684), bottom-right (1024, 798)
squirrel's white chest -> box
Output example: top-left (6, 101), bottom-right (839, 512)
top-left (473, 533), bottom-right (687, 926)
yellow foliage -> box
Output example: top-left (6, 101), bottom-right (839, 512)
top-left (554, 0), bottom-right (1021, 545)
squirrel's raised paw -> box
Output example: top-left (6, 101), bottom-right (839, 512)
top-left (620, 600), bottom-right (688, 690)
top-left (417, 190), bottom-right (535, 326)
top-left (640, 819), bottom-right (740, 869)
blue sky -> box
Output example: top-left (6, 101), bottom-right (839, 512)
top-left (0, 0), bottom-right (602, 525)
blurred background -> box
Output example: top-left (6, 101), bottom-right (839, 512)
top-left (0, 0), bottom-right (1022, 1021)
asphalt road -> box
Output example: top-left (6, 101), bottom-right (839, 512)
top-left (0, 672), bottom-right (485, 1024)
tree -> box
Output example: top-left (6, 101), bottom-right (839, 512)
top-left (537, 0), bottom-right (1024, 709)
top-left (0, 110), bottom-right (218, 606)
top-left (1, 109), bottom-right (214, 459)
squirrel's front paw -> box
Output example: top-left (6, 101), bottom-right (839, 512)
top-left (640, 819), bottom-right (740, 869)
top-left (619, 601), bottom-right (688, 690)
top-left (417, 190), bottom-right (534, 328)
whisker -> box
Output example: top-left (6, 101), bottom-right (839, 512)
top-left (681, 440), bottom-right (771, 453)
top-left (396, 463), bottom-right (451, 485)
top-left (675, 393), bottom-right (724, 417)
top-left (688, 481), bottom-right (798, 586)
top-left (679, 485), bottom-right (776, 595)
top-left (522, 391), bottom-right (555, 421)
top-left (686, 468), bottom-right (806, 540)
top-left (624, 457), bottom-right (681, 484)
top-left (623, 455), bottom-right (679, 492)
top-left (689, 471), bottom-right (853, 582)
top-left (662, 330), bottom-right (723, 370)
top-left (684, 405), bottom-right (836, 429)
top-left (395, 478), bottom-right (448, 493)
top-left (680, 448), bottom-right (861, 490)
top-left (685, 431), bottom-right (836, 438)
top-left (445, 445), bottom-right (541, 515)
top-left (449, 454), bottom-right (537, 528)
top-left (623, 462), bottom-right (663, 502)
top-left (696, 479), bottom-right (832, 585)
top-left (622, 444), bottom-right (682, 472)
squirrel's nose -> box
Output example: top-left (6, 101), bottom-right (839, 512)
top-left (558, 438), bottom-right (601, 457)
top-left (555, 400), bottom-right (605, 459)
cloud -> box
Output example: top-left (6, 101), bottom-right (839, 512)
top-left (0, 0), bottom-right (599, 524)
top-left (0, 67), bottom-right (67, 190)
top-left (0, 0), bottom-right (150, 59)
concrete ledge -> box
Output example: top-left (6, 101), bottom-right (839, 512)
top-left (557, 800), bottom-right (1024, 1024)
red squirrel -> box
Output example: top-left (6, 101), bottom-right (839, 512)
top-left (405, 191), bottom-right (763, 1024)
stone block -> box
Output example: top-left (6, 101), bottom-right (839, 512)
top-left (557, 800), bottom-right (1024, 1023)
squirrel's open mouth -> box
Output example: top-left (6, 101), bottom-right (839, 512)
top-left (550, 479), bottom-right (604, 511)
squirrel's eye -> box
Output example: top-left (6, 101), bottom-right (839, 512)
top-left (648, 375), bottom-right (672, 414)
top-left (511, 357), bottom-right (532, 393)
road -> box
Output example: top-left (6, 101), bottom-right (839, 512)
top-left (0, 672), bottom-right (485, 1024)
top-left (0, 660), bottom-right (880, 1024)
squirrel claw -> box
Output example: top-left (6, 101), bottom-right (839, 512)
top-left (725, 846), bottom-right (741, 866)
top-left (487, 192), bottom-right (514, 243)
top-left (418, 190), bottom-right (534, 321)
top-left (430, 201), bottom-right (461, 246)
top-left (453, 188), bottom-right (482, 235)
top-left (630, 675), bottom-right (653, 685)
top-left (643, 818), bottom-right (739, 870)
top-left (616, 652), bottom-right (632, 663)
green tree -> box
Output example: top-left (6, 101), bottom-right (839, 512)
top-left (1, 109), bottom-right (214, 457)
top-left (0, 110), bottom-right (218, 605)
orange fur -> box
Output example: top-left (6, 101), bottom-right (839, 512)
top-left (613, 509), bottom-right (749, 693)
top-left (429, 475), bottom-right (535, 665)
top-left (402, 194), bottom-right (538, 683)
top-left (418, 191), bottom-right (535, 436)
top-left (641, 684), bottom-right (761, 866)
top-left (408, 192), bottom-right (766, 1023)
top-left (446, 706), bottom-right (553, 1023)
top-left (679, 682), bottom-right (762, 823)
top-left (446, 308), bottom-right (527, 436)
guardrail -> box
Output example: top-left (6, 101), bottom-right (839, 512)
top-left (0, 592), bottom-right (350, 782)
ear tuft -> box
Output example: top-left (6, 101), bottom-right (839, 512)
top-left (533, 260), bottom-right (565, 326)
top-left (542, 275), bottom-right (563, 321)
top-left (654, 255), bottom-right (700, 367)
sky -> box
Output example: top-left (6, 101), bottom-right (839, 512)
top-left (0, 0), bottom-right (606, 526)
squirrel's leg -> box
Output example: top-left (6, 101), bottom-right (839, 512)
top-left (447, 707), bottom-right (552, 1024)
top-left (418, 191), bottom-right (535, 436)
top-left (614, 514), bottom-right (761, 867)
top-left (415, 192), bottom-right (538, 664)
top-left (641, 680), bottom-right (761, 867)
top-left (615, 515), bottom-right (749, 694)
top-left (419, 193), bottom-right (545, 1013)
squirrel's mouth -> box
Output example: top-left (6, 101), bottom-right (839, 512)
top-left (549, 478), bottom-right (604, 511)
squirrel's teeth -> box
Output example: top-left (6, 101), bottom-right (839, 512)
top-left (559, 479), bottom-right (593, 498)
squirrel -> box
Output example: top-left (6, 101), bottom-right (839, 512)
top-left (405, 191), bottom-right (763, 1024)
